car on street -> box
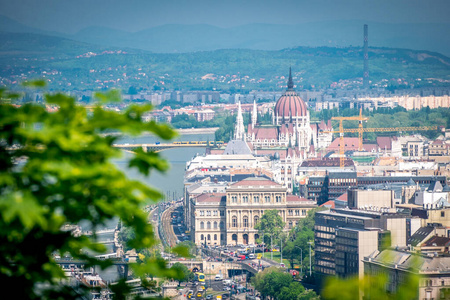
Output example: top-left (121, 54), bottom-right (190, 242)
top-left (223, 286), bottom-right (231, 291)
top-left (197, 292), bottom-right (202, 297)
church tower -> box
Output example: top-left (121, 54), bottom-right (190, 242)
top-left (234, 101), bottom-right (245, 140)
top-left (251, 100), bottom-right (257, 128)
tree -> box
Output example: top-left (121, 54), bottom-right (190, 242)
top-left (283, 208), bottom-right (325, 272)
top-left (171, 262), bottom-right (194, 282)
top-left (251, 267), bottom-right (318, 300)
top-left (177, 241), bottom-right (197, 257)
top-left (0, 83), bottom-right (183, 299)
top-left (254, 210), bottom-right (285, 250)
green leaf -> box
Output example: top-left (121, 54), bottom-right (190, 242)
top-left (0, 191), bottom-right (46, 229)
top-left (21, 79), bottom-right (47, 88)
top-left (93, 89), bottom-right (122, 103)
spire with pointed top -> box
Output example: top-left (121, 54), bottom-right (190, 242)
top-left (251, 100), bottom-right (257, 127)
top-left (234, 101), bottom-right (245, 140)
top-left (287, 67), bottom-right (294, 90)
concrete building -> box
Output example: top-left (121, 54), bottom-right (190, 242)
top-left (315, 208), bottom-right (416, 283)
top-left (364, 250), bottom-right (450, 300)
top-left (191, 177), bottom-right (316, 246)
top-left (306, 173), bottom-right (446, 204)
top-left (347, 188), bottom-right (395, 210)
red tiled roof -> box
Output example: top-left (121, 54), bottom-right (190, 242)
top-left (327, 137), bottom-right (360, 151)
top-left (318, 120), bottom-right (332, 131)
top-left (377, 136), bottom-right (392, 150)
top-left (327, 137), bottom-right (377, 152)
top-left (286, 195), bottom-right (310, 202)
top-left (195, 193), bottom-right (226, 203)
top-left (423, 235), bottom-right (450, 247)
top-left (254, 127), bottom-right (278, 140)
top-left (336, 193), bottom-right (348, 202)
top-left (363, 144), bottom-right (378, 152)
top-left (320, 200), bottom-right (335, 208)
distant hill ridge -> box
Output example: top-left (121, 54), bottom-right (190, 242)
top-left (1, 14), bottom-right (449, 56)
top-left (0, 30), bottom-right (449, 91)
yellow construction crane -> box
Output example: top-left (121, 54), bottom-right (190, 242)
top-left (330, 108), bottom-right (368, 169)
top-left (323, 109), bottom-right (438, 168)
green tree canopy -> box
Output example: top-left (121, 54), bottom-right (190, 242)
top-left (171, 262), bottom-right (195, 282)
top-left (254, 209), bottom-right (285, 245)
top-left (252, 267), bottom-right (318, 300)
top-left (0, 85), bottom-right (183, 299)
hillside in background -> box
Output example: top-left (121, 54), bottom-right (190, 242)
top-left (1, 15), bottom-right (449, 56)
top-left (0, 31), bottom-right (449, 91)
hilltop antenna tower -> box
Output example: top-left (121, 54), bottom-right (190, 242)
top-left (363, 24), bottom-right (369, 89)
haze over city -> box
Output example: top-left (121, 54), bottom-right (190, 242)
top-left (2, 0), bottom-right (449, 33)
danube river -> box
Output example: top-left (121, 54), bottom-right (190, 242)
top-left (115, 132), bottom-right (215, 202)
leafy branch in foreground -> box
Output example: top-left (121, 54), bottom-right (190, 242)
top-left (0, 84), bottom-right (179, 299)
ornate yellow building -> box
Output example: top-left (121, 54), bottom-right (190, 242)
top-left (190, 177), bottom-right (316, 246)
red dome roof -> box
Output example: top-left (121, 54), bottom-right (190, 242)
top-left (274, 90), bottom-right (308, 118)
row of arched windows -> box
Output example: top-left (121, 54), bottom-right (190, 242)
top-left (200, 234), bottom-right (219, 241)
top-left (199, 221), bottom-right (224, 230)
top-left (231, 215), bottom-right (259, 228)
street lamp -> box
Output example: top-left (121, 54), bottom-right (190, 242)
top-left (308, 241), bottom-right (313, 277)
top-left (294, 245), bottom-right (303, 276)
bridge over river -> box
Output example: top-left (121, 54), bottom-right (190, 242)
top-left (113, 141), bottom-right (226, 152)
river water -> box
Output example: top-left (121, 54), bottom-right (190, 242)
top-left (115, 132), bottom-right (215, 202)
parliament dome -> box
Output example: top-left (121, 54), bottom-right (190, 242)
top-left (274, 68), bottom-right (308, 119)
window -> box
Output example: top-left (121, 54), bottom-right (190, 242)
top-left (213, 211), bottom-right (218, 216)
top-left (200, 211), bottom-right (204, 216)
top-left (232, 217), bottom-right (237, 228)
top-left (220, 210), bottom-right (225, 216)
top-left (288, 210), bottom-right (293, 216)
top-left (243, 216), bottom-right (249, 227)
top-left (207, 221), bottom-right (211, 229)
top-left (200, 234), bottom-right (204, 240)
top-left (289, 221), bottom-right (293, 229)
top-left (243, 195), bottom-right (249, 203)
top-left (295, 210), bottom-right (300, 216)
top-left (214, 234), bottom-right (217, 241)
top-left (442, 211), bottom-right (445, 217)
top-left (254, 216), bottom-right (259, 225)
top-left (207, 234), bottom-right (211, 241)
top-left (276, 196), bottom-right (281, 203)
top-left (214, 221), bottom-right (218, 229)
top-left (231, 196), bottom-right (237, 203)
top-left (254, 196), bottom-right (259, 203)
top-left (220, 221), bottom-right (224, 229)
top-left (200, 222), bottom-right (204, 229)
top-left (207, 210), bottom-right (211, 216)
top-left (265, 196), bottom-right (270, 203)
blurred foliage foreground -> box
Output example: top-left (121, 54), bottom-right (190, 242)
top-left (0, 83), bottom-right (190, 299)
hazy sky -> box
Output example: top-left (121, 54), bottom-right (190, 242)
top-left (1, 0), bottom-right (449, 33)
